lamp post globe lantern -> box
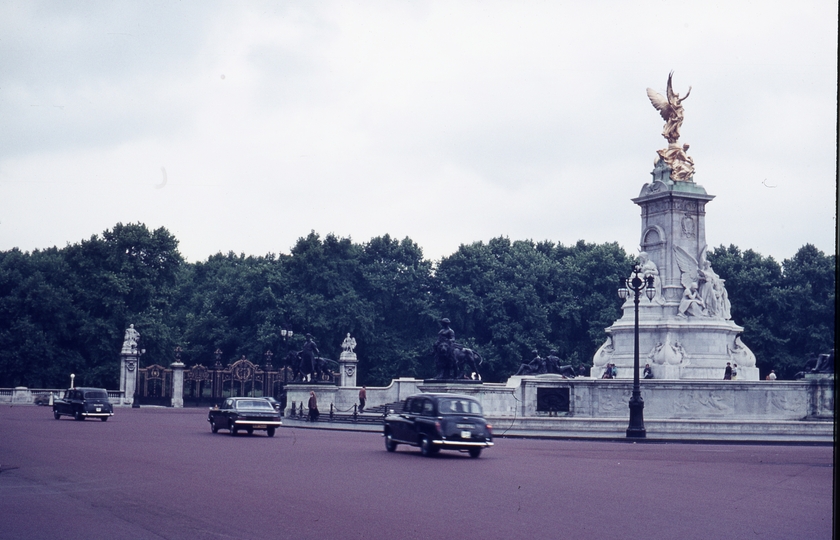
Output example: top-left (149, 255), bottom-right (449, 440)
top-left (620, 265), bottom-right (655, 438)
top-left (279, 327), bottom-right (294, 383)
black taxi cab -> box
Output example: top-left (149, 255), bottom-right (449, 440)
top-left (383, 393), bottom-right (493, 458)
top-left (52, 387), bottom-right (114, 421)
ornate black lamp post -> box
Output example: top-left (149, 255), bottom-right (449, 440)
top-left (132, 348), bottom-right (145, 409)
top-left (618, 265), bottom-right (655, 438)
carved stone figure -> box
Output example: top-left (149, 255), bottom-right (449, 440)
top-left (677, 282), bottom-right (706, 318)
top-left (647, 72), bottom-right (694, 182)
top-left (639, 252), bottom-right (664, 304)
top-left (341, 333), bottom-right (357, 353)
top-left (123, 324), bottom-right (140, 352)
top-left (727, 335), bottom-right (756, 368)
top-left (674, 245), bottom-right (732, 320)
top-left (594, 336), bottom-right (615, 367)
top-left (699, 261), bottom-right (731, 319)
top-left (648, 335), bottom-right (688, 365)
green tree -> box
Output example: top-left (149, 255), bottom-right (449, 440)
top-left (708, 244), bottom-right (835, 379)
top-left (434, 238), bottom-right (633, 381)
top-left (0, 223), bottom-right (183, 388)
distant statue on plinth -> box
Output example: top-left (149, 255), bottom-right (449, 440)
top-left (341, 333), bottom-right (357, 354)
top-left (647, 72), bottom-right (695, 182)
top-left (122, 324), bottom-right (140, 353)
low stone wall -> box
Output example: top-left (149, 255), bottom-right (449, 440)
top-left (284, 377), bottom-right (422, 416)
top-left (0, 388), bottom-right (124, 405)
top-left (284, 375), bottom-right (834, 422)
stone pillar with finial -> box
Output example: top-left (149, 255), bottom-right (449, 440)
top-left (171, 346), bottom-right (185, 408)
top-left (338, 333), bottom-right (358, 387)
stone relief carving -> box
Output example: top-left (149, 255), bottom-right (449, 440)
top-left (598, 389), bottom-right (631, 413)
top-left (681, 214), bottom-right (696, 238)
top-left (647, 72), bottom-right (695, 182)
top-left (648, 334), bottom-right (688, 365)
top-left (674, 390), bottom-right (730, 414)
top-left (674, 245), bottom-right (732, 320)
top-left (769, 391), bottom-right (808, 413)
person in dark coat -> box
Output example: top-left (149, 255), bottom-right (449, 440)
top-left (643, 364), bottom-right (654, 379)
top-left (723, 362), bottom-right (732, 380)
top-left (358, 386), bottom-right (367, 413)
top-left (308, 391), bottom-right (319, 422)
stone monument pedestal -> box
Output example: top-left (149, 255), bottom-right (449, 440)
top-left (119, 351), bottom-right (139, 406)
top-left (594, 177), bottom-right (757, 380)
top-left (339, 350), bottom-right (358, 387)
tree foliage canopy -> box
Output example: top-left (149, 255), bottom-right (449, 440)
top-left (0, 225), bottom-right (834, 387)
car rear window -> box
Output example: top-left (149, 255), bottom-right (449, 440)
top-left (236, 400), bottom-right (274, 410)
top-left (439, 398), bottom-right (482, 415)
top-left (84, 390), bottom-right (109, 399)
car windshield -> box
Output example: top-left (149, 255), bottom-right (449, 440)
top-left (235, 400), bottom-right (274, 410)
top-left (439, 398), bottom-right (482, 415)
top-left (84, 390), bottom-right (109, 399)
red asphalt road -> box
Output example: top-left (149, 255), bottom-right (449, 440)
top-left (0, 406), bottom-right (834, 540)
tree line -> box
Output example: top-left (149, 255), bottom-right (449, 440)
top-left (0, 223), bottom-right (834, 388)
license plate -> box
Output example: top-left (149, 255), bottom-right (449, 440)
top-left (461, 430), bottom-right (471, 439)
top-left (95, 408), bottom-right (101, 412)
top-left (254, 425), bottom-right (266, 429)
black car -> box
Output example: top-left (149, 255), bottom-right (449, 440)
top-left (383, 393), bottom-right (493, 458)
top-left (53, 387), bottom-right (114, 421)
top-left (208, 397), bottom-right (283, 437)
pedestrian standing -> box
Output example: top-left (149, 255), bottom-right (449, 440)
top-left (358, 386), bottom-right (367, 413)
top-left (308, 391), bottom-right (319, 422)
top-left (732, 363), bottom-right (738, 380)
top-left (723, 362), bottom-right (732, 380)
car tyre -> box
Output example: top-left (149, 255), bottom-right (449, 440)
top-left (100, 417), bottom-right (108, 422)
top-left (246, 427), bottom-right (254, 436)
top-left (74, 410), bottom-right (84, 421)
top-left (210, 420), bottom-right (218, 433)
top-left (229, 425), bottom-right (237, 436)
top-left (468, 447), bottom-right (482, 459)
top-left (267, 427), bottom-right (276, 437)
top-left (384, 432), bottom-right (397, 452)
top-left (420, 436), bottom-right (436, 457)
top-left (53, 410), bottom-right (61, 420)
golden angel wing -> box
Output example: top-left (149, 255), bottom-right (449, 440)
top-left (646, 88), bottom-right (671, 121)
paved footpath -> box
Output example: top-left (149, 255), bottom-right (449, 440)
top-left (0, 406), bottom-right (834, 540)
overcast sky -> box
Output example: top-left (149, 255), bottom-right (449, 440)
top-left (1, 1), bottom-right (836, 265)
